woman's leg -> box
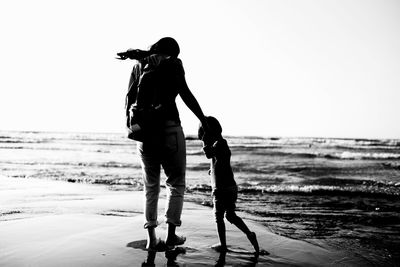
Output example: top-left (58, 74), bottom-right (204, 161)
top-left (138, 142), bottom-right (161, 248)
top-left (161, 126), bottom-right (186, 243)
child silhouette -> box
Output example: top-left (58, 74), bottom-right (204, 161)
top-left (198, 116), bottom-right (259, 254)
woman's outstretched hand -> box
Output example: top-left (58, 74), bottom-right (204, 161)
top-left (116, 49), bottom-right (150, 60)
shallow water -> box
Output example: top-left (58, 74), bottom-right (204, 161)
top-left (1, 131), bottom-right (399, 265)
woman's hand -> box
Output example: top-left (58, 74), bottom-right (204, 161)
top-left (200, 118), bottom-right (210, 135)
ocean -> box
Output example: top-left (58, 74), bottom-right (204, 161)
top-left (1, 131), bottom-right (399, 265)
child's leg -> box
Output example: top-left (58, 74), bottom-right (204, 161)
top-left (216, 220), bottom-right (227, 250)
top-left (248, 232), bottom-right (260, 254)
top-left (222, 187), bottom-right (249, 233)
top-left (226, 210), bottom-right (259, 253)
top-left (225, 210), bottom-right (251, 234)
top-left (213, 204), bottom-right (227, 251)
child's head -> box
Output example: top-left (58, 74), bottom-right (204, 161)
top-left (198, 116), bottom-right (223, 144)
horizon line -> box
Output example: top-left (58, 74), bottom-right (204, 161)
top-left (0, 129), bottom-right (398, 141)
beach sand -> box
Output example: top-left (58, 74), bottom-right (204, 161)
top-left (0, 177), bottom-right (367, 266)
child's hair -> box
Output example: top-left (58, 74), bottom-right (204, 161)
top-left (198, 116), bottom-right (222, 140)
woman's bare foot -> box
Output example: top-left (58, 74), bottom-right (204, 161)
top-left (146, 227), bottom-right (167, 252)
top-left (146, 236), bottom-right (158, 250)
top-left (166, 235), bottom-right (186, 249)
top-left (247, 232), bottom-right (260, 254)
top-left (146, 227), bottom-right (157, 251)
top-left (146, 238), bottom-right (167, 252)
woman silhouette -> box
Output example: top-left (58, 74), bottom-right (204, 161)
top-left (124, 37), bottom-right (209, 251)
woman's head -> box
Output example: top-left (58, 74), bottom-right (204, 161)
top-left (150, 37), bottom-right (180, 57)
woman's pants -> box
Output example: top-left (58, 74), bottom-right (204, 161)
top-left (137, 124), bottom-right (186, 228)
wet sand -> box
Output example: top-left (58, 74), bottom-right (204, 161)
top-left (0, 176), bottom-right (368, 266)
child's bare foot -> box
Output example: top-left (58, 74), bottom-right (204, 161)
top-left (247, 232), bottom-right (260, 254)
top-left (211, 243), bottom-right (228, 252)
top-left (166, 235), bottom-right (186, 249)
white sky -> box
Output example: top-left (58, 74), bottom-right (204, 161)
top-left (1, 0), bottom-right (399, 139)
